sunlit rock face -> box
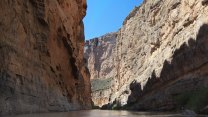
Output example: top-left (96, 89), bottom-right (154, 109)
top-left (86, 0), bottom-right (208, 113)
top-left (0, 0), bottom-right (91, 115)
top-left (84, 32), bottom-right (117, 107)
top-left (111, 0), bottom-right (208, 112)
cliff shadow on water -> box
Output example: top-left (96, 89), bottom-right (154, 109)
top-left (102, 24), bottom-right (208, 114)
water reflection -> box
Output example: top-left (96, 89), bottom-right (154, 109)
top-left (5, 110), bottom-right (205, 117)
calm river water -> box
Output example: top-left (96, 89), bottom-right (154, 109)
top-left (5, 110), bottom-right (206, 117)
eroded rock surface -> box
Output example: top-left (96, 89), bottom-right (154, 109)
top-left (84, 32), bottom-right (117, 107)
top-left (0, 0), bottom-right (91, 115)
top-left (112, 0), bottom-right (208, 112)
top-left (86, 0), bottom-right (208, 113)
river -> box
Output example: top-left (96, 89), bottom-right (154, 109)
top-left (4, 110), bottom-right (206, 117)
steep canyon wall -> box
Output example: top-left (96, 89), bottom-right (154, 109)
top-left (85, 0), bottom-right (208, 113)
top-left (0, 0), bottom-right (91, 115)
top-left (84, 32), bottom-right (117, 107)
top-left (113, 0), bottom-right (208, 112)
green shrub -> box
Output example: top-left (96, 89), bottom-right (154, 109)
top-left (91, 77), bottom-right (113, 92)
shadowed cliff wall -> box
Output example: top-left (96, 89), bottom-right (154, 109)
top-left (0, 0), bottom-right (91, 115)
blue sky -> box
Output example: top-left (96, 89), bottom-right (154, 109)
top-left (84, 0), bottom-right (143, 40)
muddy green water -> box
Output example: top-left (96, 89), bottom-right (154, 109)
top-left (5, 110), bottom-right (206, 117)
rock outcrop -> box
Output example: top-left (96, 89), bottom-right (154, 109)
top-left (112, 0), bottom-right (208, 112)
top-left (0, 0), bottom-right (91, 115)
top-left (84, 32), bottom-right (117, 107)
top-left (86, 0), bottom-right (208, 113)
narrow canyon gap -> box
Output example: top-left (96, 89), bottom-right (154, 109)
top-left (1, 0), bottom-right (208, 116)
top-left (84, 0), bottom-right (208, 114)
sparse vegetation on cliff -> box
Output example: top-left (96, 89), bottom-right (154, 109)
top-left (91, 77), bottom-right (113, 92)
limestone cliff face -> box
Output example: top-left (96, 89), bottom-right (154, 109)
top-left (84, 32), bottom-right (117, 107)
top-left (111, 0), bottom-right (208, 112)
top-left (85, 0), bottom-right (208, 113)
top-left (0, 0), bottom-right (91, 115)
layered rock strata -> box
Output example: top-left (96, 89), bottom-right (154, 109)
top-left (112, 0), bottom-right (208, 113)
top-left (0, 0), bottom-right (91, 115)
top-left (86, 0), bottom-right (208, 113)
top-left (84, 32), bottom-right (117, 107)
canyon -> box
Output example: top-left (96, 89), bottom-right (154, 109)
top-left (0, 0), bottom-right (91, 115)
top-left (85, 0), bottom-right (208, 114)
top-left (1, 0), bottom-right (208, 116)
top-left (84, 32), bottom-right (117, 107)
